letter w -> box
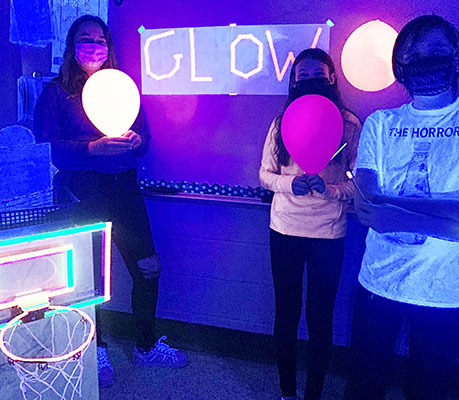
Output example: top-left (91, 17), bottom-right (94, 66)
top-left (266, 30), bottom-right (295, 82)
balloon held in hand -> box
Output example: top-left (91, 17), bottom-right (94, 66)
top-left (82, 69), bottom-right (140, 137)
top-left (281, 95), bottom-right (343, 174)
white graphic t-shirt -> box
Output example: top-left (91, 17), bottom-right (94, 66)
top-left (355, 97), bottom-right (459, 307)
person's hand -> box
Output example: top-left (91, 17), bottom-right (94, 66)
top-left (292, 175), bottom-right (312, 196)
top-left (357, 200), bottom-right (407, 233)
top-left (122, 130), bottom-right (143, 150)
top-left (308, 174), bottom-right (326, 194)
top-left (88, 136), bottom-right (132, 156)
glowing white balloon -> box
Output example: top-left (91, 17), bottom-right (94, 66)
top-left (82, 69), bottom-right (140, 137)
top-left (341, 20), bottom-right (398, 92)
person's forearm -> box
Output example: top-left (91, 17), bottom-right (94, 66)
top-left (53, 139), bottom-right (90, 162)
top-left (259, 168), bottom-right (295, 193)
top-left (373, 194), bottom-right (459, 222)
top-left (365, 205), bottom-right (459, 242)
top-left (323, 180), bottom-right (355, 201)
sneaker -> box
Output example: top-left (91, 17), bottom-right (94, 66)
top-left (134, 335), bottom-right (188, 368)
top-left (97, 346), bottom-right (115, 388)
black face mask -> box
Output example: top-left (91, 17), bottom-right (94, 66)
top-left (402, 55), bottom-right (456, 96)
top-left (291, 78), bottom-right (340, 106)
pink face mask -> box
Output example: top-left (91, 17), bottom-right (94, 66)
top-left (75, 43), bottom-right (108, 71)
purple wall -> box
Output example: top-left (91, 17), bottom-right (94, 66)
top-left (108, 0), bottom-right (458, 186)
top-left (2, 0), bottom-right (457, 344)
top-left (103, 0), bottom-right (457, 344)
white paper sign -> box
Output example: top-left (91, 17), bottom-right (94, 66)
top-left (140, 23), bottom-right (330, 95)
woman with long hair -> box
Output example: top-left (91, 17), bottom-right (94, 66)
top-left (259, 48), bottom-right (361, 400)
top-left (33, 15), bottom-right (188, 389)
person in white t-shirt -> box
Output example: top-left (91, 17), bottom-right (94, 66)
top-left (345, 15), bottom-right (459, 400)
top-left (260, 48), bottom-right (361, 400)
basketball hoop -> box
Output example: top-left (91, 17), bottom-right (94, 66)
top-left (0, 222), bottom-right (112, 399)
top-left (0, 306), bottom-right (95, 400)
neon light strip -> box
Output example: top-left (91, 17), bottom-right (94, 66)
top-left (0, 223), bottom-right (108, 248)
top-left (61, 296), bottom-right (107, 311)
top-left (0, 245), bottom-right (72, 265)
top-left (0, 246), bottom-right (74, 311)
top-left (311, 27), bottom-right (323, 49)
top-left (101, 222), bottom-right (112, 301)
top-left (14, 287), bottom-right (73, 309)
top-left (67, 249), bottom-right (74, 288)
top-left (23, 301), bottom-right (50, 312)
top-left (15, 288), bottom-right (42, 297)
top-left (0, 306), bottom-right (96, 363)
top-left (0, 296), bottom-right (107, 330)
top-left (0, 222), bottom-right (111, 318)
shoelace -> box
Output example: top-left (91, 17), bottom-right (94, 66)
top-left (154, 335), bottom-right (177, 356)
top-left (97, 347), bottom-right (112, 369)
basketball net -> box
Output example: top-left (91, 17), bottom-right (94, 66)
top-left (0, 306), bottom-right (95, 400)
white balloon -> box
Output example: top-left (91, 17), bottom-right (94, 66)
top-left (82, 69), bottom-right (140, 137)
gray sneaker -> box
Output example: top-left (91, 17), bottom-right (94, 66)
top-left (134, 335), bottom-right (188, 368)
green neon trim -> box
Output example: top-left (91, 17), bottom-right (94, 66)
top-left (0, 223), bottom-right (108, 248)
top-left (0, 320), bottom-right (20, 329)
top-left (22, 302), bottom-right (49, 311)
top-left (42, 297), bottom-right (107, 318)
top-left (70, 296), bottom-right (107, 309)
top-left (67, 249), bottom-right (74, 288)
top-left (0, 296), bottom-right (108, 328)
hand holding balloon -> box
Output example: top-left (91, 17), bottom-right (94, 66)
top-left (292, 174), bottom-right (326, 196)
top-left (88, 136), bottom-right (132, 156)
top-left (292, 175), bottom-right (312, 196)
top-left (307, 174), bottom-right (326, 194)
top-left (122, 130), bottom-right (142, 150)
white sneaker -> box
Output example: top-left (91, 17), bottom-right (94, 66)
top-left (97, 346), bottom-right (115, 388)
top-left (134, 335), bottom-right (188, 368)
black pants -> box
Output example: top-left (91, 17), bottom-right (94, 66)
top-left (270, 229), bottom-right (345, 399)
top-left (344, 284), bottom-right (459, 400)
top-left (56, 169), bottom-right (159, 350)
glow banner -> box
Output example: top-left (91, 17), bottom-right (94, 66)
top-left (140, 23), bottom-right (330, 95)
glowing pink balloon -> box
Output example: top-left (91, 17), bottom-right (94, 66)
top-left (281, 95), bottom-right (343, 174)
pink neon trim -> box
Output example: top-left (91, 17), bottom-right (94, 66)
top-left (102, 222), bottom-right (112, 301)
top-left (0, 306), bottom-right (95, 364)
top-left (0, 245), bottom-right (71, 266)
top-left (0, 246), bottom-right (74, 312)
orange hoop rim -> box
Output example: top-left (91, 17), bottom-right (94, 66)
top-left (0, 305), bottom-right (95, 364)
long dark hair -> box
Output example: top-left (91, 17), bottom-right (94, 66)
top-left (56, 15), bottom-right (118, 95)
top-left (392, 15), bottom-right (459, 94)
top-left (274, 48), bottom-right (344, 168)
